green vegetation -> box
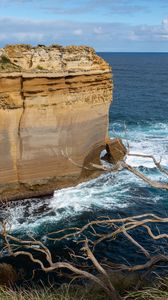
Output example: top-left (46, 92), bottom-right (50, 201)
top-left (125, 276), bottom-right (168, 300)
top-left (0, 284), bottom-right (108, 300)
top-left (36, 65), bottom-right (45, 70)
top-left (0, 276), bottom-right (168, 300)
top-left (0, 54), bottom-right (21, 71)
top-left (50, 44), bottom-right (62, 48)
top-left (0, 285), bottom-right (80, 300)
top-left (0, 55), bottom-right (11, 64)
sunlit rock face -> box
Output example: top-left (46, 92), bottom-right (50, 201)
top-left (0, 44), bottom-right (112, 201)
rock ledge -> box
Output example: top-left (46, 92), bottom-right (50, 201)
top-left (0, 44), bottom-right (112, 201)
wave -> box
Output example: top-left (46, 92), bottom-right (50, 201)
top-left (1, 119), bottom-right (167, 237)
top-left (110, 120), bottom-right (168, 168)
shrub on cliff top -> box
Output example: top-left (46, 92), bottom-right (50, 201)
top-left (36, 65), bottom-right (45, 70)
top-left (0, 55), bottom-right (11, 64)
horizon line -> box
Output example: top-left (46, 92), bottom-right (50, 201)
top-left (97, 51), bottom-right (168, 53)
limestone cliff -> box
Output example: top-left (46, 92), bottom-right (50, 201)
top-left (0, 44), bottom-right (112, 201)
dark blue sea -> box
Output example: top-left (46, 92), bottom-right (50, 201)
top-left (1, 53), bottom-right (168, 274)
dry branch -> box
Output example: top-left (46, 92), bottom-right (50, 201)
top-left (61, 139), bottom-right (168, 191)
top-left (128, 153), bottom-right (168, 176)
top-left (121, 161), bottom-right (168, 190)
top-left (0, 222), bottom-right (121, 300)
top-left (0, 141), bottom-right (168, 298)
top-left (1, 213), bottom-right (168, 299)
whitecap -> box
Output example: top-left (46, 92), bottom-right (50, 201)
top-left (1, 120), bottom-right (167, 236)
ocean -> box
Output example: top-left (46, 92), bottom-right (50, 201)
top-left (1, 53), bottom-right (168, 273)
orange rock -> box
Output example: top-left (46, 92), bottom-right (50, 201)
top-left (105, 139), bottom-right (127, 164)
top-left (0, 44), bottom-right (113, 202)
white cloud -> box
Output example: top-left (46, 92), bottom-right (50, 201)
top-left (162, 18), bottom-right (168, 31)
top-left (0, 16), bottom-right (168, 51)
top-left (73, 29), bottom-right (83, 36)
top-left (93, 26), bottom-right (103, 34)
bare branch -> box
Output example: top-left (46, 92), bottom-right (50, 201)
top-left (128, 153), bottom-right (168, 176)
top-left (123, 231), bottom-right (150, 258)
top-left (121, 161), bottom-right (168, 191)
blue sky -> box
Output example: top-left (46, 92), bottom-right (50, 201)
top-left (0, 0), bottom-right (168, 51)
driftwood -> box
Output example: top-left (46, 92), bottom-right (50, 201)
top-left (0, 140), bottom-right (167, 298)
top-left (121, 161), bottom-right (168, 190)
top-left (127, 153), bottom-right (168, 176)
top-left (0, 221), bottom-right (121, 300)
top-left (62, 137), bottom-right (168, 191)
top-left (0, 213), bottom-right (168, 299)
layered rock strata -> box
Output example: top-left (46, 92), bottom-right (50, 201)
top-left (0, 44), bottom-right (112, 201)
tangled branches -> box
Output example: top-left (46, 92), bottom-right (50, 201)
top-left (0, 213), bottom-right (168, 299)
top-left (0, 139), bottom-right (167, 299)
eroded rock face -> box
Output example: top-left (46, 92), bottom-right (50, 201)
top-left (105, 139), bottom-right (127, 164)
top-left (0, 44), bottom-right (112, 201)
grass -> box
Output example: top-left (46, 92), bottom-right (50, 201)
top-left (0, 275), bottom-right (168, 300)
top-left (125, 276), bottom-right (168, 300)
top-left (0, 285), bottom-right (80, 300)
top-left (0, 280), bottom-right (113, 300)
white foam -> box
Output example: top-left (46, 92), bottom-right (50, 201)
top-left (4, 173), bottom-right (132, 233)
top-left (2, 120), bottom-right (168, 235)
top-left (126, 140), bottom-right (168, 168)
top-left (110, 121), bottom-right (168, 168)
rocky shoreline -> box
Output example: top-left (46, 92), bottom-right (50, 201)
top-left (0, 44), bottom-right (112, 201)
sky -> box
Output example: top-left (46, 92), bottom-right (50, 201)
top-left (0, 0), bottom-right (168, 51)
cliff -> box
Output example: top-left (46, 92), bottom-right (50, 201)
top-left (0, 44), bottom-right (112, 201)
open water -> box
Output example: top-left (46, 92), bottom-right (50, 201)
top-left (1, 53), bottom-right (168, 273)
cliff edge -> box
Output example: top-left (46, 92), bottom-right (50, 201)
top-left (0, 44), bottom-right (112, 201)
